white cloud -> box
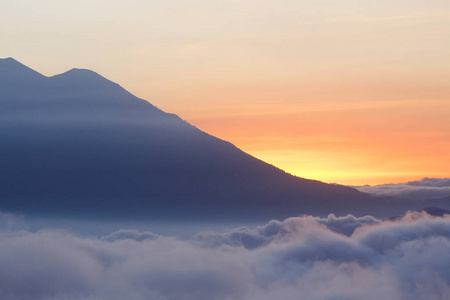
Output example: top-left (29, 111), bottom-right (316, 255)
top-left (354, 177), bottom-right (450, 200)
top-left (0, 211), bottom-right (450, 299)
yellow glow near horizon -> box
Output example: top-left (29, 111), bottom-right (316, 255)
top-left (183, 98), bottom-right (450, 185)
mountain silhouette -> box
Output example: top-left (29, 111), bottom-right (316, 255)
top-left (1, 58), bottom-right (447, 220)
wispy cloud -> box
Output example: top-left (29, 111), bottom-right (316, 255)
top-left (307, 11), bottom-right (450, 25)
top-left (184, 99), bottom-right (449, 120)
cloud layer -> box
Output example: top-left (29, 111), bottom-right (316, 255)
top-left (1, 211), bottom-right (450, 300)
top-left (354, 177), bottom-right (450, 200)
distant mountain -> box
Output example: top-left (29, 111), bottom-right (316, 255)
top-left (421, 207), bottom-right (450, 217)
top-left (1, 58), bottom-right (448, 220)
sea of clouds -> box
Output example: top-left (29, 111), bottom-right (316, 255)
top-left (1, 210), bottom-right (450, 300)
top-left (354, 177), bottom-right (450, 200)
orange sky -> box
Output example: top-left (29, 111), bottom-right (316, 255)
top-left (181, 99), bottom-right (450, 185)
top-left (2, 0), bottom-right (450, 185)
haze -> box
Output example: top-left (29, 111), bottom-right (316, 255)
top-left (3, 0), bottom-right (450, 185)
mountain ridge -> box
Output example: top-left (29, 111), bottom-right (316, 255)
top-left (1, 58), bottom-right (447, 220)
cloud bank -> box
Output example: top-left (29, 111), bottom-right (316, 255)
top-left (354, 177), bottom-right (450, 200)
top-left (1, 211), bottom-right (450, 300)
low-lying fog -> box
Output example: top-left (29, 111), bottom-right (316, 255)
top-left (1, 210), bottom-right (450, 300)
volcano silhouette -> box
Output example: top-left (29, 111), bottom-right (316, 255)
top-left (1, 58), bottom-right (442, 220)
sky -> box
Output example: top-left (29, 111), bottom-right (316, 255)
top-left (2, 0), bottom-right (450, 185)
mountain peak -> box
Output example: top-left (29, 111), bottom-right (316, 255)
top-left (0, 57), bottom-right (18, 63)
top-left (0, 57), bottom-right (37, 70)
top-left (0, 57), bottom-right (21, 64)
top-left (0, 57), bottom-right (46, 80)
top-left (51, 67), bottom-right (115, 87)
top-left (66, 68), bottom-right (102, 76)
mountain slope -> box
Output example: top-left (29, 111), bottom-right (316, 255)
top-left (0, 58), bottom-right (445, 220)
